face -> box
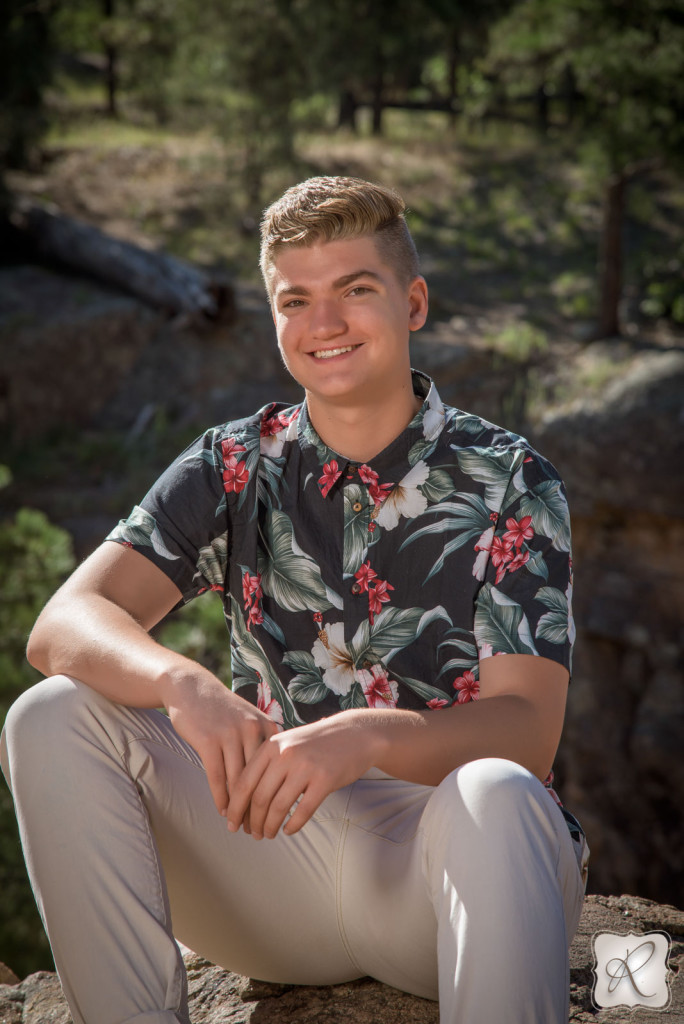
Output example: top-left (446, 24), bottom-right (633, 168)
top-left (269, 235), bottom-right (428, 411)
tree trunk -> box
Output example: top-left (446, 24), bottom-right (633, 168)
top-left (597, 172), bottom-right (626, 338)
top-left (11, 200), bottom-right (233, 322)
top-left (446, 29), bottom-right (460, 126)
top-left (337, 89), bottom-right (359, 132)
top-left (103, 0), bottom-right (118, 118)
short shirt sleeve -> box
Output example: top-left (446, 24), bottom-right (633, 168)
top-left (473, 449), bottom-right (575, 673)
top-left (105, 427), bottom-right (229, 603)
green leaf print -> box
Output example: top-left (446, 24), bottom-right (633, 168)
top-left (518, 481), bottom-right (571, 552)
top-left (257, 455), bottom-right (287, 512)
top-left (350, 605), bottom-right (452, 665)
top-left (258, 510), bottom-right (341, 613)
top-left (343, 484), bottom-right (372, 576)
top-left (455, 448), bottom-right (525, 509)
top-left (395, 671), bottom-right (456, 704)
top-left (419, 468), bottom-right (455, 504)
top-left (282, 650), bottom-right (319, 674)
top-left (288, 678), bottom-right (329, 703)
top-left (534, 586), bottom-right (569, 644)
top-left (282, 650), bottom-right (327, 701)
top-left (110, 505), bottom-right (179, 561)
top-left (525, 548), bottom-right (550, 581)
top-left (399, 492), bottom-right (492, 583)
top-left (195, 535), bottom-right (228, 587)
top-left (474, 584), bottom-right (537, 655)
top-left (229, 594), bottom-right (303, 727)
top-left (340, 682), bottom-right (367, 710)
top-left (408, 435), bottom-right (439, 466)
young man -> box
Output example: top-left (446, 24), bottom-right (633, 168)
top-left (1, 177), bottom-right (587, 1024)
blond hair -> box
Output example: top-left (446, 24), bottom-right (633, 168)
top-left (259, 176), bottom-right (420, 292)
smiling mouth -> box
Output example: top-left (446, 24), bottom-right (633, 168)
top-left (312, 345), bottom-right (360, 360)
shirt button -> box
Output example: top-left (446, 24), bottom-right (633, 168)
top-left (352, 501), bottom-right (363, 512)
top-left (351, 582), bottom-right (362, 595)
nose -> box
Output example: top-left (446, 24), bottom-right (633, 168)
top-left (309, 298), bottom-right (347, 340)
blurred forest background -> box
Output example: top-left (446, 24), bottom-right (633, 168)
top-left (1, 0), bottom-right (683, 980)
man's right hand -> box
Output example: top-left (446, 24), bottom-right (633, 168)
top-left (161, 668), bottom-right (280, 821)
top-left (27, 543), bottom-right (278, 828)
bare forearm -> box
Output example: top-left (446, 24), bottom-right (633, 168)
top-left (342, 696), bottom-right (557, 786)
top-left (27, 593), bottom-right (204, 709)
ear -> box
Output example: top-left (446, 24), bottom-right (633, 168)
top-left (407, 276), bottom-right (428, 332)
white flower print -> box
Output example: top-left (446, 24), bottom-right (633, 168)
top-left (375, 460), bottom-right (430, 531)
top-left (472, 526), bottom-right (494, 581)
top-left (311, 621), bottom-right (355, 695)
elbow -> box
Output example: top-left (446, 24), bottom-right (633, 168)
top-left (26, 615), bottom-right (52, 675)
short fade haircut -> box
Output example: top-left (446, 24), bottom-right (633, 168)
top-left (259, 176), bottom-right (420, 294)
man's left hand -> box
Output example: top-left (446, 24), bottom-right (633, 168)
top-left (224, 711), bottom-right (378, 839)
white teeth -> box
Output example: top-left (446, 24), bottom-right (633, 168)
top-left (313, 346), bottom-right (355, 359)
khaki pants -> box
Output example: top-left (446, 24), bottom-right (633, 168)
top-left (1, 676), bottom-right (586, 1024)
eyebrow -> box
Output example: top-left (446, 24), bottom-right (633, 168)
top-left (275, 269), bottom-right (383, 301)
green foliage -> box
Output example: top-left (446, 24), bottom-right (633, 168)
top-left (640, 242), bottom-right (684, 323)
top-left (0, 480), bottom-right (76, 978)
top-left (488, 320), bottom-right (548, 362)
top-left (486, 0), bottom-right (684, 171)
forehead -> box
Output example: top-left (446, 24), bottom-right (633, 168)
top-left (268, 235), bottom-right (394, 294)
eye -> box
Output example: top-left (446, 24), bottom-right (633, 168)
top-left (348, 286), bottom-right (371, 297)
top-left (282, 298), bottom-right (305, 309)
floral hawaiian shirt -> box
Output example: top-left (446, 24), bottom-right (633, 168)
top-left (107, 370), bottom-right (575, 736)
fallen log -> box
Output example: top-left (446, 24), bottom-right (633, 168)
top-left (9, 199), bottom-right (234, 322)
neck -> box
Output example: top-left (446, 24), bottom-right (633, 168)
top-left (306, 380), bottom-right (421, 462)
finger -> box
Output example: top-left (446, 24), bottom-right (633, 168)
top-left (282, 785), bottom-right (326, 836)
top-left (202, 745), bottom-right (231, 817)
top-left (222, 742), bottom-right (248, 829)
top-left (242, 759), bottom-right (292, 839)
top-left (225, 744), bottom-right (271, 834)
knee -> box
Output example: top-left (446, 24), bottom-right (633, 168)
top-left (1, 676), bottom-right (95, 780)
top-left (427, 757), bottom-right (544, 831)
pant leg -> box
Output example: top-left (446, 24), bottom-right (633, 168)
top-left (0, 676), bottom-right (363, 1024)
top-left (420, 758), bottom-right (584, 1024)
top-left (336, 760), bottom-right (584, 1024)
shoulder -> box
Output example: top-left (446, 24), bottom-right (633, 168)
top-left (440, 403), bottom-right (564, 488)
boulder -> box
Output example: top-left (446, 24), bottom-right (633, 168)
top-left (0, 896), bottom-right (682, 1023)
top-left (530, 348), bottom-right (684, 907)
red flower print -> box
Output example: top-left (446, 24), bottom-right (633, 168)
top-left (248, 603), bottom-right (264, 627)
top-left (427, 697), bottom-right (449, 709)
top-left (490, 535), bottom-right (514, 584)
top-left (354, 560), bottom-right (378, 593)
top-left (223, 461), bottom-right (250, 494)
top-left (368, 578), bottom-right (394, 624)
top-left (491, 535), bottom-right (514, 566)
top-left (257, 679), bottom-right (284, 726)
top-left (368, 522), bottom-right (377, 533)
top-left (358, 464), bottom-right (379, 486)
top-left (357, 664), bottom-right (399, 709)
top-left (489, 512), bottom-right (499, 523)
top-left (221, 437), bottom-right (246, 467)
top-left (242, 571), bottom-right (263, 608)
top-left (369, 481), bottom-right (393, 508)
top-left (261, 406), bottom-right (298, 438)
top-left (508, 549), bottom-right (530, 573)
top-left (313, 611), bottom-right (323, 624)
top-left (454, 670), bottom-right (479, 703)
top-left (502, 515), bottom-right (534, 551)
top-left (318, 460), bottom-right (342, 498)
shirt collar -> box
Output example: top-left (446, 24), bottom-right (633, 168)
top-left (297, 370), bottom-right (446, 497)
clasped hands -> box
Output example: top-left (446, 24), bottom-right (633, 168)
top-left (163, 672), bottom-right (379, 842)
top-left (224, 713), bottom-right (378, 840)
